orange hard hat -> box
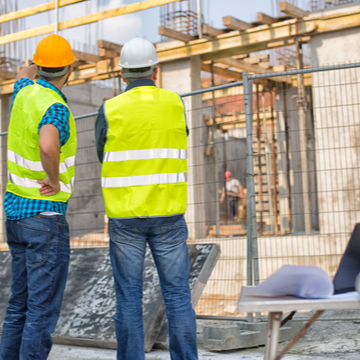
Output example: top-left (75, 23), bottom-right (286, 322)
top-left (33, 34), bottom-right (75, 68)
top-left (225, 171), bottom-right (232, 179)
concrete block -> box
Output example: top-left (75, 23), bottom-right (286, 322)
top-left (202, 320), bottom-right (303, 351)
top-left (203, 325), bottom-right (259, 351)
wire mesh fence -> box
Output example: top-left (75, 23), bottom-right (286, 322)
top-left (1, 63), bottom-right (360, 320)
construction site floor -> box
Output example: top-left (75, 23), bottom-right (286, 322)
top-left (48, 344), bottom-right (359, 360)
top-left (48, 313), bottom-right (360, 360)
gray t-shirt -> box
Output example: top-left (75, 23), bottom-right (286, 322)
top-left (224, 179), bottom-right (241, 194)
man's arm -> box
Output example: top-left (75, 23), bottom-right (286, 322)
top-left (95, 103), bottom-right (108, 163)
top-left (37, 124), bottom-right (60, 195)
top-left (11, 65), bottom-right (38, 109)
top-left (239, 184), bottom-right (244, 198)
top-left (15, 64), bottom-right (37, 82)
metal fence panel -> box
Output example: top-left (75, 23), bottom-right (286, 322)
top-left (1, 63), bottom-right (360, 321)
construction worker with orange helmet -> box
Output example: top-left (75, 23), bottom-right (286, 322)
top-left (0, 34), bottom-right (76, 360)
top-left (220, 171), bottom-right (244, 221)
top-left (95, 37), bottom-right (198, 360)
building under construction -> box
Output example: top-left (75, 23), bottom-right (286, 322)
top-left (0, 0), bottom-right (360, 354)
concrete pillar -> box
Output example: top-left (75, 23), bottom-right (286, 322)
top-left (161, 56), bottom-right (206, 240)
top-left (311, 26), bottom-right (360, 235)
top-left (275, 92), bottom-right (290, 234)
top-left (0, 94), bottom-right (11, 242)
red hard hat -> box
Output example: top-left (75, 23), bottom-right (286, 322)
top-left (225, 171), bottom-right (231, 179)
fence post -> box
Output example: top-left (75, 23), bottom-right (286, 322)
top-left (243, 72), bottom-right (259, 292)
top-left (296, 38), bottom-right (312, 235)
top-left (211, 62), bottom-right (221, 237)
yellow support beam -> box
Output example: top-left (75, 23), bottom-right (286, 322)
top-left (0, 0), bottom-right (87, 24)
top-left (0, 0), bottom-right (182, 45)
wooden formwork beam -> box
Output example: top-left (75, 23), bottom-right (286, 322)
top-left (243, 54), bottom-right (270, 64)
top-left (0, 70), bottom-right (16, 80)
top-left (97, 40), bottom-right (123, 52)
top-left (215, 57), bottom-right (268, 73)
top-left (222, 16), bottom-right (251, 31)
top-left (159, 26), bottom-right (196, 42)
top-left (202, 24), bottom-right (227, 37)
top-left (0, 7), bottom-right (357, 93)
top-left (201, 63), bottom-right (242, 80)
top-left (73, 50), bottom-right (102, 63)
top-left (0, 0), bottom-right (182, 45)
top-left (0, 0), bottom-right (87, 24)
top-left (279, 1), bottom-right (309, 18)
top-left (97, 40), bottom-right (123, 58)
top-left (257, 12), bottom-right (277, 25)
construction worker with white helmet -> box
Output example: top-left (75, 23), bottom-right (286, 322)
top-left (0, 34), bottom-right (77, 360)
top-left (95, 37), bottom-right (198, 360)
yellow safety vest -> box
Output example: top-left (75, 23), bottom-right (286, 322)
top-left (6, 83), bottom-right (77, 202)
top-left (102, 85), bottom-right (187, 219)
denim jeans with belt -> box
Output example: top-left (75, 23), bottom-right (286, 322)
top-left (109, 216), bottom-right (198, 360)
top-left (0, 214), bottom-right (70, 360)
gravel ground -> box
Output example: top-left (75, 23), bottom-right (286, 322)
top-left (48, 310), bottom-right (360, 359)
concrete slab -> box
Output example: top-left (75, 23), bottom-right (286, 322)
top-left (0, 251), bottom-right (12, 327)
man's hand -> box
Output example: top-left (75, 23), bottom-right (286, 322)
top-left (37, 176), bottom-right (60, 196)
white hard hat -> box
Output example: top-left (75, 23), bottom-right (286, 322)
top-left (119, 37), bottom-right (160, 78)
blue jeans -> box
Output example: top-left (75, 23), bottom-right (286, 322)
top-left (0, 214), bottom-right (70, 360)
top-left (109, 216), bottom-right (198, 360)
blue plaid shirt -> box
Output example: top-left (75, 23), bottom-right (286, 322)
top-left (4, 78), bottom-right (70, 220)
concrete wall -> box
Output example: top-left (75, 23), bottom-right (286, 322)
top-left (310, 24), bottom-right (360, 235)
top-left (275, 87), bottom-right (319, 234)
top-left (63, 82), bottom-right (113, 116)
top-left (65, 84), bottom-right (113, 236)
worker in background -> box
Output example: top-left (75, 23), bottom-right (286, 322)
top-left (95, 37), bottom-right (198, 360)
top-left (0, 35), bottom-right (77, 360)
top-left (220, 171), bottom-right (244, 221)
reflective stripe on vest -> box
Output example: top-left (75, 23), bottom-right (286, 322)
top-left (103, 148), bottom-right (187, 162)
top-left (8, 172), bottom-right (73, 194)
top-left (102, 172), bottom-right (187, 188)
top-left (8, 150), bottom-right (75, 174)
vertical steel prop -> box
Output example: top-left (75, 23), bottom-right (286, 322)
top-left (197, 0), bottom-right (203, 38)
top-left (211, 62), bottom-right (220, 237)
top-left (243, 71), bottom-right (259, 293)
top-left (296, 38), bottom-right (312, 235)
